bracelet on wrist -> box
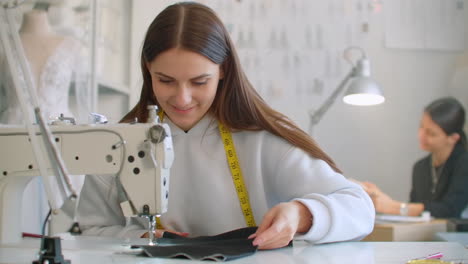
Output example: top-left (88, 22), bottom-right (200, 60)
top-left (399, 202), bottom-right (409, 216)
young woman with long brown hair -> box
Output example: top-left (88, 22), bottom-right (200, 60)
top-left (77, 2), bottom-right (374, 250)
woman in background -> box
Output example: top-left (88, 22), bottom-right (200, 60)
top-left (363, 97), bottom-right (468, 218)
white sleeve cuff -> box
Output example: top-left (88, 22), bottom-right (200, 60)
top-left (293, 198), bottom-right (331, 242)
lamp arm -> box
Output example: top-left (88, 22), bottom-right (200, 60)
top-left (309, 69), bottom-right (355, 128)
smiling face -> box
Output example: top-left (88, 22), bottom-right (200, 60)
top-left (418, 112), bottom-right (457, 153)
top-left (146, 48), bottom-right (223, 131)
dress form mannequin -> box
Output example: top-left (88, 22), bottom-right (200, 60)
top-left (0, 8), bottom-right (89, 235)
top-left (19, 9), bottom-right (65, 90)
top-left (48, 1), bottom-right (84, 39)
top-left (0, 7), bottom-right (90, 125)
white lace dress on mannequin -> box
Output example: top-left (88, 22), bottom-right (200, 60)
top-left (0, 35), bottom-right (90, 234)
top-left (0, 37), bottom-right (90, 124)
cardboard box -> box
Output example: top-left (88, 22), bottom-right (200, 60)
top-left (363, 219), bottom-right (447, 241)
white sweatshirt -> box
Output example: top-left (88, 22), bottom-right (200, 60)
top-left (77, 115), bottom-right (375, 244)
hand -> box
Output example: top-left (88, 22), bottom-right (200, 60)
top-left (361, 181), bottom-right (379, 195)
top-left (141, 229), bottom-right (189, 238)
top-left (248, 201), bottom-right (312, 250)
top-left (362, 182), bottom-right (399, 214)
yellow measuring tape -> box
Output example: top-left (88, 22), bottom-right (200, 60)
top-left (156, 111), bottom-right (256, 228)
top-left (218, 123), bottom-right (257, 227)
top-left (155, 110), bottom-right (165, 230)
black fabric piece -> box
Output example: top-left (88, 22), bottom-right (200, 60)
top-left (161, 226), bottom-right (258, 242)
top-left (134, 227), bottom-right (260, 261)
top-left (138, 238), bottom-right (257, 261)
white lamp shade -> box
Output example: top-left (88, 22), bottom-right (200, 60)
top-left (342, 77), bottom-right (385, 106)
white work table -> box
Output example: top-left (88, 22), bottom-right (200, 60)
top-left (1, 236), bottom-right (467, 264)
top-left (435, 232), bottom-right (468, 247)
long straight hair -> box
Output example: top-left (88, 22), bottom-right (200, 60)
top-left (121, 2), bottom-right (341, 173)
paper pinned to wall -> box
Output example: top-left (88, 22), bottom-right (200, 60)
top-left (202, 0), bottom-right (377, 104)
top-left (384, 0), bottom-right (466, 51)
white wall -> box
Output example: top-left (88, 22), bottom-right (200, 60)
top-left (129, 0), bottom-right (468, 202)
top-left (316, 3), bottom-right (468, 201)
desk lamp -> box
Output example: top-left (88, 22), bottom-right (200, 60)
top-left (309, 46), bottom-right (384, 134)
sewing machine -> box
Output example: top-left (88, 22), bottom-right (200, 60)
top-left (0, 113), bottom-right (174, 246)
